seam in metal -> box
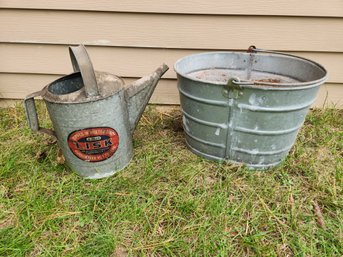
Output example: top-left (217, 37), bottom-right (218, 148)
top-left (225, 98), bottom-right (235, 160)
top-left (233, 123), bottom-right (303, 135)
top-left (184, 130), bottom-right (226, 149)
top-left (186, 140), bottom-right (284, 169)
top-left (178, 86), bottom-right (229, 107)
top-left (231, 145), bottom-right (293, 155)
top-left (236, 99), bottom-right (315, 112)
top-left (184, 140), bottom-right (225, 161)
top-left (244, 160), bottom-right (283, 168)
top-left (182, 109), bottom-right (228, 129)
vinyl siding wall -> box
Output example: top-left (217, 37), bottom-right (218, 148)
top-left (1, 1), bottom-right (342, 107)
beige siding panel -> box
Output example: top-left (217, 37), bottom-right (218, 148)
top-left (1, 10), bottom-right (343, 52)
top-left (1, 44), bottom-right (342, 83)
top-left (0, 99), bottom-right (22, 108)
top-left (0, 73), bottom-right (341, 107)
top-left (1, 0), bottom-right (343, 17)
top-left (316, 84), bottom-right (343, 108)
top-left (0, 73), bottom-right (178, 104)
top-left (0, 74), bottom-right (58, 98)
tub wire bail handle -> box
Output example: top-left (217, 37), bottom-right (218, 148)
top-left (248, 45), bottom-right (291, 56)
top-left (247, 45), bottom-right (310, 59)
top-left (224, 77), bottom-right (243, 99)
top-left (24, 91), bottom-right (56, 137)
top-left (243, 45), bottom-right (327, 87)
top-left (69, 44), bottom-right (99, 97)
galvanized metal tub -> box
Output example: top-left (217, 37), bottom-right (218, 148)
top-left (174, 46), bottom-right (327, 169)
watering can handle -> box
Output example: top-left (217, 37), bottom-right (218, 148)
top-left (69, 45), bottom-right (99, 97)
top-left (24, 91), bottom-right (56, 137)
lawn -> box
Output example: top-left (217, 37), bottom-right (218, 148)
top-left (0, 104), bottom-right (342, 256)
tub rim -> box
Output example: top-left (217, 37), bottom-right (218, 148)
top-left (174, 51), bottom-right (328, 90)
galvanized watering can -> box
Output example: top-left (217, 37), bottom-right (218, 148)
top-left (24, 45), bottom-right (168, 179)
top-left (174, 46), bottom-right (327, 169)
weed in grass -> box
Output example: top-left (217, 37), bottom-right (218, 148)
top-left (0, 103), bottom-right (342, 256)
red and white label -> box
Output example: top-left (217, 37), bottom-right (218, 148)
top-left (68, 127), bottom-right (119, 162)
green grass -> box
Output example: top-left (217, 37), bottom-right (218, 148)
top-left (0, 103), bottom-right (342, 256)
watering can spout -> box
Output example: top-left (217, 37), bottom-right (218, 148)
top-left (125, 63), bottom-right (169, 132)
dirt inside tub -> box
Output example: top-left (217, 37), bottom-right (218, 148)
top-left (187, 69), bottom-right (300, 84)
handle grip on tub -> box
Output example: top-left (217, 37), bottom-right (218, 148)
top-left (24, 91), bottom-right (56, 137)
top-left (69, 44), bottom-right (99, 98)
top-left (223, 77), bottom-right (243, 99)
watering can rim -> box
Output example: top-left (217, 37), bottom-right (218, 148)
top-left (39, 70), bottom-right (126, 104)
top-left (34, 44), bottom-right (127, 104)
top-left (25, 44), bottom-right (169, 107)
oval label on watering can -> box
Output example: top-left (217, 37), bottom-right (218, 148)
top-left (68, 127), bottom-right (119, 162)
